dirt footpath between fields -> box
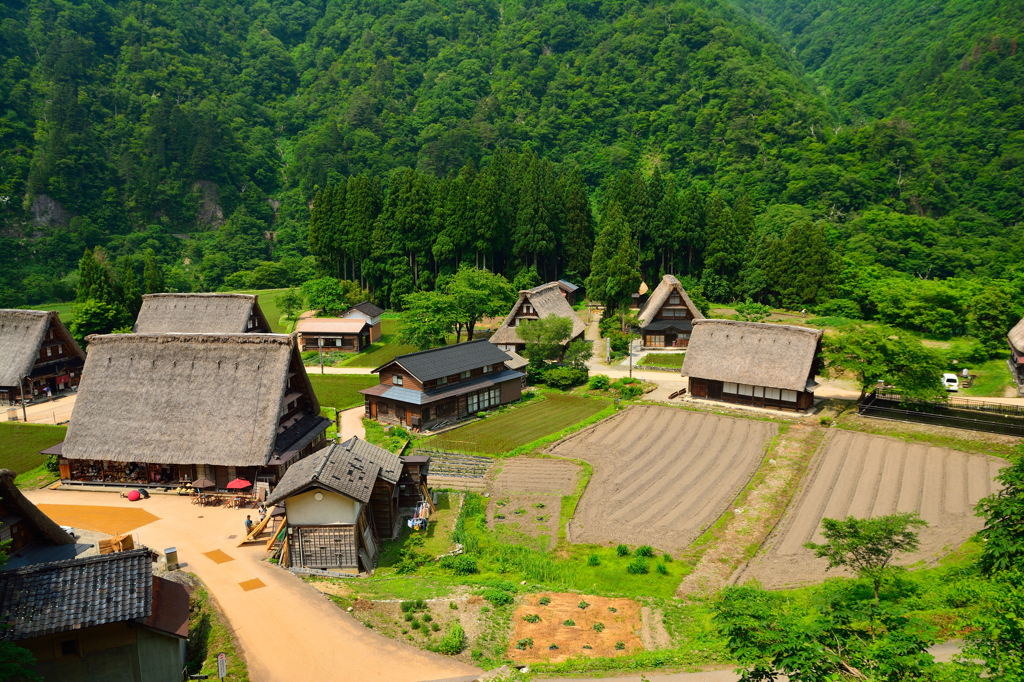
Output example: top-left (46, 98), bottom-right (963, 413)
top-left (552, 406), bottom-right (775, 554)
top-left (737, 430), bottom-right (1008, 589)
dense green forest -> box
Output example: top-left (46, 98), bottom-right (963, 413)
top-left (1, 0), bottom-right (1022, 347)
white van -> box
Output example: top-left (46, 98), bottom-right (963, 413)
top-left (942, 373), bottom-right (959, 392)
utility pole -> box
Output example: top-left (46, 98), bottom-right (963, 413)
top-left (318, 337), bottom-right (324, 375)
top-left (19, 376), bottom-right (27, 423)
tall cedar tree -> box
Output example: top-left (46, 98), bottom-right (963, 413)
top-left (143, 254), bottom-right (165, 294)
top-left (702, 191), bottom-right (741, 285)
top-left (678, 187), bottom-right (705, 277)
top-left (561, 167), bottom-right (595, 282)
top-left (75, 249), bottom-right (115, 305)
top-left (119, 257), bottom-right (142, 318)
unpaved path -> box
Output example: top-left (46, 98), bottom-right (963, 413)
top-left (738, 430), bottom-right (1008, 589)
top-left (553, 406), bottom-right (774, 553)
top-left (339, 405), bottom-right (367, 441)
top-left (1, 393), bottom-right (77, 424)
top-left (24, 488), bottom-right (478, 682)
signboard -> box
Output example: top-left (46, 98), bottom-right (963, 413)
top-left (217, 653), bottom-right (226, 679)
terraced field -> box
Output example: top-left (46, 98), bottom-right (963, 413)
top-left (739, 430), bottom-right (1008, 589)
top-left (552, 406), bottom-right (775, 553)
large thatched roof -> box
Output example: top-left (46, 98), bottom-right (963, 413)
top-left (1008, 318), bottom-right (1024, 354)
top-left (0, 310), bottom-right (84, 388)
top-left (133, 293), bottom-right (269, 334)
top-left (63, 333), bottom-right (319, 466)
top-left (637, 275), bottom-right (705, 328)
top-left (681, 319), bottom-right (822, 392)
top-left (489, 282), bottom-right (586, 346)
top-left (0, 469), bottom-right (75, 547)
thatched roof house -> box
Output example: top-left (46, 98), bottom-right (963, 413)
top-left (58, 333), bottom-right (330, 489)
top-left (1007, 318), bottom-right (1024, 388)
top-left (681, 319), bottom-right (822, 411)
top-left (0, 469), bottom-right (74, 555)
top-left (0, 309), bottom-right (86, 402)
top-left (490, 282), bottom-right (586, 353)
top-left (133, 293), bottom-right (270, 333)
top-left (266, 437), bottom-right (409, 572)
top-left (635, 275), bottom-right (705, 348)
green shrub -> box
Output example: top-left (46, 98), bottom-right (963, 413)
top-left (431, 622), bottom-right (441, 632)
top-left (616, 544), bottom-right (630, 557)
top-left (404, 613), bottom-right (414, 622)
top-left (481, 606), bottom-right (490, 613)
top-left (414, 599), bottom-right (425, 609)
top-left (400, 601), bottom-right (414, 613)
top-left (411, 620), bottom-right (421, 629)
top-left (548, 644), bottom-right (559, 650)
top-left (608, 606), bottom-right (617, 613)
top-left (482, 588), bottom-right (514, 607)
top-left (627, 557), bottom-right (649, 574)
top-left (435, 623), bottom-right (465, 655)
top-left (439, 554), bottom-right (478, 575)
top-left (578, 600), bottom-right (589, 610)
top-left (636, 545), bottom-right (653, 557)
top-left (563, 619), bottom-right (575, 626)
top-left (663, 553), bottom-right (672, 562)
top-left (592, 622), bottom-right (605, 632)
top-left (619, 384), bottom-right (643, 399)
top-left (422, 613), bottom-right (432, 623)
top-left (583, 644), bottom-right (592, 650)
top-left (587, 554), bottom-right (600, 566)
top-left (615, 641), bottom-right (625, 650)
top-left (539, 596), bottom-right (551, 606)
top-left (515, 637), bottom-right (534, 650)
top-left (544, 366), bottom-right (589, 389)
top-left (523, 614), bottom-right (541, 623)
top-left (588, 374), bottom-right (610, 390)
top-left (656, 563), bottom-right (668, 575)
top-left (449, 601), bottom-right (458, 610)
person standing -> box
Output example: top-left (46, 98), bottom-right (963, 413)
top-left (244, 515), bottom-right (253, 536)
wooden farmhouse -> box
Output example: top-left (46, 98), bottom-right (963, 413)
top-left (1008, 317), bottom-right (1024, 390)
top-left (133, 293), bottom-right (271, 333)
top-left (681, 319), bottom-right (823, 411)
top-left (360, 339), bottom-right (524, 431)
top-left (0, 549), bottom-right (189, 682)
top-left (295, 301), bottom-right (384, 353)
top-left (56, 333), bottom-right (331, 491)
top-left (0, 309), bottom-right (86, 405)
top-left (557, 279), bottom-right (580, 305)
top-left (489, 282), bottom-right (586, 354)
top-left (266, 437), bottom-right (426, 573)
top-left (635, 275), bottom-right (705, 349)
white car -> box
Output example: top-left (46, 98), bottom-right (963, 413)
top-left (60, 525), bottom-right (77, 539)
top-left (942, 373), bottom-right (959, 392)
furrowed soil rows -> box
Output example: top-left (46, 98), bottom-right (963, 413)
top-left (551, 406), bottom-right (775, 553)
top-left (740, 430), bottom-right (1008, 589)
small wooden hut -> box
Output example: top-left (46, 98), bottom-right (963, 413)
top-left (0, 309), bottom-right (86, 404)
top-left (133, 293), bottom-right (271, 333)
top-left (681, 319), bottom-right (823, 411)
top-left (57, 333), bottom-right (330, 489)
top-left (295, 301), bottom-right (384, 352)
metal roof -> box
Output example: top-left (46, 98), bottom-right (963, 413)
top-left (0, 549), bottom-right (153, 641)
top-left (346, 301), bottom-right (385, 318)
top-left (375, 339), bottom-right (513, 382)
top-left (360, 369), bottom-right (524, 405)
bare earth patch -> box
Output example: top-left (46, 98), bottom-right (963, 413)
top-left (492, 458), bottom-right (580, 494)
top-left (508, 593), bottom-right (643, 664)
top-left (738, 430), bottom-right (1008, 589)
top-left (489, 494), bottom-right (561, 550)
top-left (553, 406), bottom-right (775, 553)
top-left (678, 423), bottom-right (826, 598)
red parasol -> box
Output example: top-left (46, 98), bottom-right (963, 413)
top-left (226, 478), bottom-right (252, 490)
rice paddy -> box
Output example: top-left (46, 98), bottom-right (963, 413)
top-left (427, 394), bottom-right (612, 455)
top-left (638, 353), bottom-right (685, 368)
top-left (0, 422), bottom-right (66, 477)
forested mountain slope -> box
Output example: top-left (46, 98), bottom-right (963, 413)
top-left (729, 0), bottom-right (1024, 224)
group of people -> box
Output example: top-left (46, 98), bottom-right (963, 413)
top-left (244, 504), bottom-right (269, 536)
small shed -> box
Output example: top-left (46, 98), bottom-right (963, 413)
top-left (681, 319), bottom-right (822, 411)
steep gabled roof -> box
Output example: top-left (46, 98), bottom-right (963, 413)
top-left (489, 282), bottom-right (586, 346)
top-left (63, 333), bottom-right (319, 466)
top-left (0, 310), bottom-right (84, 387)
top-left (637, 275), bottom-right (705, 328)
top-left (266, 437), bottom-right (403, 506)
top-left (1008, 318), bottom-right (1024, 354)
top-left (0, 469), bottom-right (75, 547)
top-left (0, 549), bottom-right (153, 641)
top-left (345, 301), bottom-right (385, 318)
top-left (681, 319), bottom-right (822, 393)
top-left (133, 293), bottom-right (269, 334)
top-left (376, 339), bottom-right (513, 382)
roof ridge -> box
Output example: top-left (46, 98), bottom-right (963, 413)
top-left (694, 318), bottom-right (823, 336)
top-left (311, 443), bottom-right (336, 482)
top-left (5, 547), bottom-right (151, 574)
top-left (391, 338), bottom-right (488, 361)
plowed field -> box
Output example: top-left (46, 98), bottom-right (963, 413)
top-left (741, 430), bottom-right (1008, 589)
top-left (551, 406), bottom-right (775, 553)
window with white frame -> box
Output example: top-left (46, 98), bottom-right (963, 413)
top-left (460, 370), bottom-right (471, 379)
top-left (437, 376), bottom-right (448, 386)
top-left (669, 294), bottom-right (680, 304)
top-left (482, 364), bottom-right (492, 374)
top-left (523, 304), bottom-right (534, 314)
top-left (765, 387), bottom-right (781, 400)
top-left (753, 386), bottom-right (764, 398)
top-left (781, 389), bottom-right (798, 402)
top-left (738, 383), bottom-right (753, 396)
top-left (723, 382), bottom-right (738, 393)
top-left (46, 348), bottom-right (52, 357)
top-left (392, 374), bottom-right (403, 386)
top-left (467, 386), bottom-right (502, 413)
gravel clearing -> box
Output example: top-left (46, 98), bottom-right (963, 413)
top-left (552, 406), bottom-right (775, 553)
top-left (739, 430), bottom-right (1008, 589)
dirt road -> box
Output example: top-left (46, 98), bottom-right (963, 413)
top-left (1, 393), bottom-right (76, 424)
top-left (24, 488), bottom-right (478, 682)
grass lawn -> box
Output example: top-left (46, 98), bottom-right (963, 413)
top-left (228, 287), bottom-right (308, 333)
top-left (34, 301), bottom-right (73, 323)
top-left (307, 374), bottom-right (378, 410)
top-left (960, 357), bottom-right (1016, 398)
top-left (427, 393), bottom-right (612, 455)
top-left (337, 319), bottom-right (418, 368)
top-left (638, 353), bottom-right (685, 368)
top-left (0, 422), bottom-right (66, 480)
top-left (186, 583), bottom-right (250, 682)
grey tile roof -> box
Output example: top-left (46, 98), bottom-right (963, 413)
top-left (366, 369), bottom-right (525, 406)
top-left (377, 339), bottom-right (513, 382)
top-left (348, 301), bottom-right (385, 318)
top-left (274, 414), bottom-right (332, 454)
top-left (266, 437), bottom-right (403, 506)
top-left (0, 549), bottom-right (153, 641)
